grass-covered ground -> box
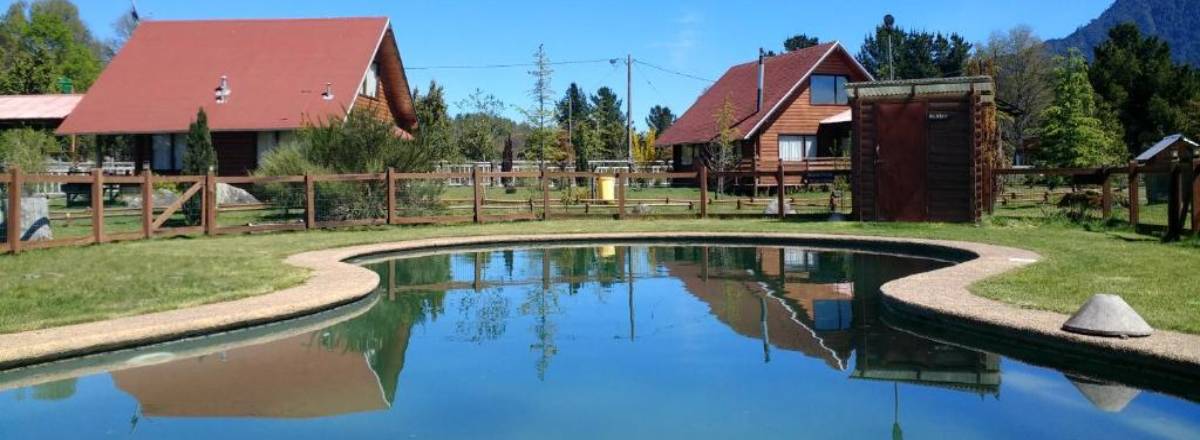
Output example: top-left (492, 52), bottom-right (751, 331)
top-left (1, 217), bottom-right (1198, 335)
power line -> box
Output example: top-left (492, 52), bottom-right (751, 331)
top-left (407, 58), bottom-right (618, 71)
top-left (632, 59), bottom-right (714, 83)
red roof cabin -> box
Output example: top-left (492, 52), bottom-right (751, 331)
top-left (57, 17), bottom-right (418, 176)
top-left (656, 42), bottom-right (871, 191)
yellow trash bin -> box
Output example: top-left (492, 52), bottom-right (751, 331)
top-left (597, 176), bottom-right (616, 201)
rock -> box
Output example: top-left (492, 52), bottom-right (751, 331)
top-left (764, 199), bottom-right (795, 216)
top-left (122, 189), bottom-right (180, 209)
top-left (1062, 293), bottom-right (1153, 338)
top-left (632, 203), bottom-right (653, 215)
top-left (217, 183), bottom-right (261, 205)
top-left (0, 196), bottom-right (53, 242)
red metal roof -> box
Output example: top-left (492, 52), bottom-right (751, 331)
top-left (0, 94), bottom-right (82, 120)
top-left (657, 42), bottom-right (867, 146)
top-left (58, 17), bottom-right (409, 135)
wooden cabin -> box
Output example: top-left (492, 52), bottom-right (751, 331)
top-left (57, 17), bottom-right (418, 176)
top-left (655, 42), bottom-right (872, 191)
top-left (848, 76), bottom-right (998, 222)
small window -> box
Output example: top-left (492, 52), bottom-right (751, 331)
top-left (810, 75), bottom-right (848, 105)
top-left (151, 135), bottom-right (172, 171)
top-left (361, 62), bottom-right (379, 97)
top-left (680, 145), bottom-right (695, 166)
top-left (172, 134), bottom-right (188, 171)
top-left (779, 135), bottom-right (817, 161)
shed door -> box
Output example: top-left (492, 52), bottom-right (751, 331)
top-left (874, 102), bottom-right (928, 221)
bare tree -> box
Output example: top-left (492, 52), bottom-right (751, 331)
top-left (975, 26), bottom-right (1054, 164)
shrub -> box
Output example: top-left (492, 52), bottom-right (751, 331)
top-left (0, 128), bottom-right (57, 174)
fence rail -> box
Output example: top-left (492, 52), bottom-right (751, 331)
top-left (1, 164), bottom-right (852, 254)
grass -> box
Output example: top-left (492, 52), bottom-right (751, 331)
top-left (1, 217), bottom-right (1199, 335)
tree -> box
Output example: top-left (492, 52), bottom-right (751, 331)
top-left (708, 96), bottom-right (741, 195)
top-left (182, 108), bottom-right (216, 174)
top-left (783, 34), bottom-right (820, 52)
top-left (856, 16), bottom-right (971, 80)
top-left (1089, 23), bottom-right (1200, 154)
top-left (412, 80), bottom-right (459, 166)
top-left (522, 44), bottom-right (560, 169)
top-left (974, 26), bottom-right (1055, 164)
top-left (556, 83), bottom-right (592, 168)
top-left (589, 86), bottom-right (626, 160)
top-left (1036, 50), bottom-right (1125, 168)
top-left (0, 0), bottom-right (103, 94)
top-left (0, 128), bottom-right (58, 173)
top-left (631, 129), bottom-right (662, 165)
top-left (103, 6), bottom-right (138, 61)
top-left (455, 89), bottom-right (509, 162)
top-left (645, 105), bottom-right (676, 135)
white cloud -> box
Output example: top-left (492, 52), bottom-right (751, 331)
top-left (653, 11), bottom-right (703, 67)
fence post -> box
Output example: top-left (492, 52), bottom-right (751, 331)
top-left (1167, 161), bottom-right (1182, 241)
top-left (473, 166), bottom-right (483, 224)
top-left (616, 172), bottom-right (626, 219)
top-left (1128, 161), bottom-right (1139, 228)
top-left (386, 167), bottom-right (396, 225)
top-left (1101, 168), bottom-right (1113, 218)
top-left (141, 171), bottom-right (153, 238)
top-left (304, 173), bottom-right (315, 230)
top-left (1192, 161), bottom-right (1200, 235)
top-left (204, 170), bottom-right (217, 236)
top-left (91, 169), bottom-right (104, 244)
top-left (698, 167), bottom-right (708, 219)
top-left (777, 163), bottom-right (786, 220)
top-left (6, 167), bottom-right (21, 253)
top-left (541, 169), bottom-right (550, 221)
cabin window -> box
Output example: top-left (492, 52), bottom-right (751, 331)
top-left (810, 75), bottom-right (848, 105)
top-left (361, 62), bottom-right (379, 98)
top-left (679, 145), bottom-right (695, 166)
top-left (151, 134), bottom-right (187, 171)
top-left (779, 135), bottom-right (817, 161)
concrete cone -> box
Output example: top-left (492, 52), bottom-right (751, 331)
top-left (1062, 294), bottom-right (1153, 337)
top-left (1066, 375), bottom-right (1141, 412)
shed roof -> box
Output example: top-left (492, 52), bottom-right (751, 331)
top-left (58, 17), bottom-right (416, 135)
top-left (846, 76), bottom-right (994, 101)
top-left (0, 94), bottom-right (83, 121)
top-left (656, 42), bottom-right (870, 146)
top-left (1134, 134), bottom-right (1198, 162)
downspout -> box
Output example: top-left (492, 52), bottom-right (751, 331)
top-left (756, 48), bottom-right (765, 189)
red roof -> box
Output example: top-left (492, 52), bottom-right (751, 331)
top-left (0, 94), bottom-right (83, 120)
top-left (58, 17), bottom-right (413, 135)
top-left (657, 42), bottom-right (868, 146)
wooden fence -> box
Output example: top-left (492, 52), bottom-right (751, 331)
top-left (1, 164), bottom-right (851, 254)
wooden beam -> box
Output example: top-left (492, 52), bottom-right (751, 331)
top-left (151, 181), bottom-right (203, 230)
top-left (541, 169), bottom-right (550, 220)
top-left (699, 167), bottom-right (708, 219)
top-left (777, 163), bottom-right (786, 220)
top-left (473, 166), bottom-right (483, 224)
top-left (386, 167), bottom-right (396, 225)
top-left (204, 171), bottom-right (217, 236)
top-left (1128, 161), bottom-right (1139, 227)
top-left (6, 167), bottom-right (21, 253)
top-left (1101, 169), bottom-right (1113, 218)
top-left (616, 172), bottom-right (626, 219)
top-left (141, 171), bottom-right (153, 238)
top-left (304, 173), bottom-right (315, 229)
top-left (91, 169), bottom-right (104, 244)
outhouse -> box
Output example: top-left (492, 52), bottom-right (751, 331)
top-left (847, 76), bottom-right (998, 222)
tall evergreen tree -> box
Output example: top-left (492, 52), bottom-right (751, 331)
top-left (412, 80), bottom-right (459, 165)
top-left (645, 105), bottom-right (676, 135)
top-left (1089, 23), bottom-right (1200, 153)
top-left (856, 16), bottom-right (971, 80)
top-left (783, 34), bottom-right (820, 52)
top-left (556, 83), bottom-right (591, 167)
top-left (589, 86), bottom-right (626, 159)
top-left (1036, 51), bottom-right (1125, 168)
top-left (183, 108), bottom-right (216, 174)
top-left (522, 44), bottom-right (561, 167)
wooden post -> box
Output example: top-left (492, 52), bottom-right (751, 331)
top-left (141, 171), bottom-right (153, 238)
top-left (1128, 161), bottom-right (1139, 227)
top-left (304, 173), bottom-right (315, 230)
top-left (6, 167), bottom-right (21, 253)
top-left (91, 169), bottom-right (104, 244)
top-left (385, 167), bottom-right (396, 225)
top-left (698, 167), bottom-right (708, 219)
top-left (1167, 161), bottom-right (1182, 241)
top-left (204, 170), bottom-right (217, 236)
top-left (1101, 168), bottom-right (1113, 218)
top-left (616, 172), bottom-right (626, 219)
top-left (1193, 162), bottom-right (1200, 234)
top-left (541, 169), bottom-right (550, 221)
top-left (777, 163), bottom-right (786, 220)
top-left (472, 166), bottom-right (483, 224)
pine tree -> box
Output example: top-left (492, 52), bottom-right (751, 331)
top-left (1036, 51), bottom-right (1125, 168)
top-left (522, 44), bottom-right (560, 169)
top-left (645, 105), bottom-right (676, 135)
top-left (183, 108), bottom-right (216, 174)
top-left (783, 34), bottom-right (820, 52)
top-left (856, 16), bottom-right (971, 80)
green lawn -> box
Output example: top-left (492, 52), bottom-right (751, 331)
top-left (1, 217), bottom-right (1198, 335)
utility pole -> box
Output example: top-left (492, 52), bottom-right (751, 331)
top-left (626, 54), bottom-right (633, 170)
top-left (884, 14), bottom-right (896, 80)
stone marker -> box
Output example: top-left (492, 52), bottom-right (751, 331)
top-left (0, 196), bottom-right (53, 242)
top-left (763, 199), bottom-right (794, 216)
top-left (1066, 374), bottom-right (1141, 412)
top-left (1061, 293), bottom-right (1153, 338)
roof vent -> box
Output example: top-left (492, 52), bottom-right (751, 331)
top-left (321, 82), bottom-right (334, 101)
top-left (214, 75), bottom-right (231, 104)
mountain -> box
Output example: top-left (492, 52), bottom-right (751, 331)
top-left (1046, 0), bottom-right (1200, 66)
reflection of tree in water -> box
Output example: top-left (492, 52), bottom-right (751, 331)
top-left (521, 249), bottom-right (561, 380)
top-left (455, 288), bottom-right (510, 343)
top-left (31, 378), bottom-right (77, 401)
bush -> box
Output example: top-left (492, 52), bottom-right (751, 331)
top-left (0, 128), bottom-right (57, 173)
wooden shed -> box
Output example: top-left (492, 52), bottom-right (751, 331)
top-left (847, 76), bottom-right (998, 222)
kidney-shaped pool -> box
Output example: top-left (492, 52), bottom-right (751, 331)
top-left (1, 243), bottom-right (1199, 439)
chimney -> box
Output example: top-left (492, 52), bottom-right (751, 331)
top-left (757, 48), bottom-right (765, 113)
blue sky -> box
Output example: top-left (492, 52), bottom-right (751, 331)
top-left (65, 0), bottom-right (1112, 130)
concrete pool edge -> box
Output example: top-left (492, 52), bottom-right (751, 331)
top-left (1, 231), bottom-right (1198, 373)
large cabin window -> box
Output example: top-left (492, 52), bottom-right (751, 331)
top-left (361, 62), bottom-right (379, 98)
top-left (151, 134), bottom-right (187, 171)
top-left (779, 134), bottom-right (817, 161)
top-left (810, 75), bottom-right (848, 105)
